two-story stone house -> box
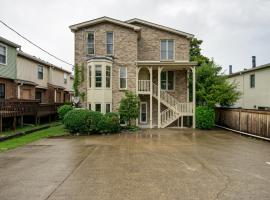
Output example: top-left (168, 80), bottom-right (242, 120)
top-left (70, 17), bottom-right (196, 128)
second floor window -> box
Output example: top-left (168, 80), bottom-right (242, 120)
top-left (64, 73), bottom-right (67, 84)
top-left (160, 39), bottom-right (174, 60)
top-left (38, 65), bottom-right (43, 79)
top-left (106, 32), bottom-right (113, 55)
top-left (87, 32), bottom-right (94, 55)
top-left (95, 65), bottom-right (102, 87)
top-left (106, 66), bottom-right (111, 88)
top-left (0, 44), bottom-right (7, 65)
top-left (250, 74), bottom-right (255, 88)
top-left (119, 66), bottom-right (127, 89)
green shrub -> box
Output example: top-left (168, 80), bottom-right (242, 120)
top-left (196, 106), bottom-right (215, 129)
top-left (97, 112), bottom-right (120, 134)
top-left (58, 105), bottom-right (73, 121)
top-left (86, 111), bottom-right (104, 133)
top-left (63, 109), bottom-right (90, 133)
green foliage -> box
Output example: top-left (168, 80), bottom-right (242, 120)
top-left (119, 91), bottom-right (140, 126)
top-left (63, 109), bottom-right (90, 134)
top-left (97, 112), bottom-right (120, 133)
top-left (190, 38), bottom-right (211, 65)
top-left (73, 64), bottom-right (80, 97)
top-left (63, 109), bottom-right (120, 134)
top-left (196, 62), bottom-right (241, 107)
top-left (196, 106), bottom-right (215, 129)
top-left (58, 105), bottom-right (73, 121)
top-left (86, 111), bottom-right (104, 133)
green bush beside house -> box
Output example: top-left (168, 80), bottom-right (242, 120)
top-left (195, 106), bottom-right (215, 129)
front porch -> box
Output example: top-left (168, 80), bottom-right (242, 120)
top-left (136, 61), bottom-right (196, 128)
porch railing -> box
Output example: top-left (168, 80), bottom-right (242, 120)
top-left (138, 80), bottom-right (150, 92)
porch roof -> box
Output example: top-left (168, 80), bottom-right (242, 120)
top-left (136, 61), bottom-right (197, 69)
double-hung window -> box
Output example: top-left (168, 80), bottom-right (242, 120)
top-left (105, 103), bottom-right (111, 113)
top-left (250, 74), bottom-right (255, 88)
top-left (161, 71), bottom-right (174, 90)
top-left (106, 66), bottom-right (111, 88)
top-left (160, 39), bottom-right (174, 60)
top-left (95, 103), bottom-right (101, 112)
top-left (64, 73), bottom-right (67, 84)
top-left (95, 65), bottom-right (102, 88)
top-left (87, 32), bottom-right (95, 55)
top-left (38, 65), bottom-right (43, 80)
top-left (106, 32), bottom-right (113, 55)
top-left (119, 66), bottom-right (127, 89)
top-left (0, 44), bottom-right (7, 65)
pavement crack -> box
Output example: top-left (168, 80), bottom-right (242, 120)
top-left (214, 167), bottom-right (232, 200)
top-left (43, 146), bottom-right (98, 200)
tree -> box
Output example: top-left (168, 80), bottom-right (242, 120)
top-left (189, 37), bottom-right (241, 107)
top-left (196, 62), bottom-right (241, 107)
top-left (119, 91), bottom-right (140, 126)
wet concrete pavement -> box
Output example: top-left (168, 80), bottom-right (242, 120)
top-left (0, 128), bottom-right (270, 200)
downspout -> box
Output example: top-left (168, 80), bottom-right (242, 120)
top-left (18, 82), bottom-right (24, 99)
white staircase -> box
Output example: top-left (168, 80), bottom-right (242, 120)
top-left (152, 83), bottom-right (193, 128)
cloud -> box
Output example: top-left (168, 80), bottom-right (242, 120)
top-left (1, 0), bottom-right (269, 73)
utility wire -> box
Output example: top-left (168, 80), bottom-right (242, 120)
top-left (0, 19), bottom-right (73, 67)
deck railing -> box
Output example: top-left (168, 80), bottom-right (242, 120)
top-left (138, 80), bottom-right (150, 92)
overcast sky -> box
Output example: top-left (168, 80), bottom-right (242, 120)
top-left (1, 0), bottom-right (270, 74)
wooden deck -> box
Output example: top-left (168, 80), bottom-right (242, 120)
top-left (0, 99), bottom-right (65, 132)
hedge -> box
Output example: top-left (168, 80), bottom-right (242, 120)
top-left (58, 104), bottom-right (73, 121)
top-left (196, 106), bottom-right (215, 129)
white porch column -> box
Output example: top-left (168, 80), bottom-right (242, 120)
top-left (149, 66), bottom-right (153, 128)
top-left (187, 69), bottom-right (190, 102)
top-left (54, 89), bottom-right (57, 103)
top-left (17, 85), bottom-right (21, 99)
top-left (158, 67), bottom-right (162, 128)
top-left (136, 66), bottom-right (139, 126)
top-left (192, 67), bottom-right (196, 129)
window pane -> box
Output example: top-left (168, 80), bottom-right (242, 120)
top-left (0, 55), bottom-right (6, 64)
top-left (167, 71), bottom-right (174, 90)
top-left (161, 71), bottom-right (166, 81)
top-left (160, 40), bottom-right (167, 60)
top-left (95, 104), bottom-right (101, 112)
top-left (0, 46), bottom-right (6, 56)
top-left (168, 40), bottom-right (174, 60)
top-left (107, 44), bottom-right (113, 55)
top-left (120, 78), bottom-right (126, 89)
top-left (106, 66), bottom-right (111, 88)
top-left (87, 32), bottom-right (94, 54)
top-left (89, 104), bottom-right (91, 110)
top-left (95, 65), bottom-right (102, 87)
top-left (107, 32), bottom-right (113, 44)
top-left (106, 104), bottom-right (111, 113)
top-left (120, 67), bottom-right (126, 78)
top-left (250, 74), bottom-right (255, 88)
top-left (38, 66), bottom-right (43, 79)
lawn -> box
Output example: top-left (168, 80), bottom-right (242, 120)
top-left (0, 124), bottom-right (68, 152)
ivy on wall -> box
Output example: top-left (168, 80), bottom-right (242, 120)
top-left (73, 63), bottom-right (86, 101)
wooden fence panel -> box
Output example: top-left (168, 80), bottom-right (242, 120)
top-left (215, 108), bottom-right (270, 139)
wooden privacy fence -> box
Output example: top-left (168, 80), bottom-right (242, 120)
top-left (215, 108), bottom-right (270, 139)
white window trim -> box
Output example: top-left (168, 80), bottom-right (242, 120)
top-left (160, 39), bottom-right (175, 61)
top-left (0, 43), bottom-right (7, 66)
top-left (106, 31), bottom-right (114, 55)
top-left (95, 65), bottom-right (102, 88)
top-left (86, 31), bottom-right (95, 55)
top-left (140, 102), bottom-right (147, 124)
top-left (105, 103), bottom-right (112, 113)
top-left (161, 70), bottom-right (175, 91)
top-left (119, 66), bottom-right (128, 90)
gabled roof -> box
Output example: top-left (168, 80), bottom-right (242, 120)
top-left (69, 16), bottom-right (141, 32)
top-left (126, 18), bottom-right (194, 39)
top-left (228, 63), bottom-right (270, 78)
top-left (17, 50), bottom-right (72, 74)
top-left (0, 36), bottom-right (21, 48)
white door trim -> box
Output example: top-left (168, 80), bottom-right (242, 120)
top-left (140, 102), bottom-right (147, 124)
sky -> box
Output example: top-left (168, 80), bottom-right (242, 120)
top-left (1, 0), bottom-right (270, 74)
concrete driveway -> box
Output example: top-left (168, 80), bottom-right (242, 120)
top-left (0, 128), bottom-right (270, 200)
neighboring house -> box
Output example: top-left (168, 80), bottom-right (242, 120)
top-left (227, 57), bottom-right (270, 110)
top-left (0, 36), bottom-right (21, 100)
top-left (69, 16), bottom-right (196, 128)
top-left (17, 51), bottom-right (74, 103)
top-left (0, 36), bottom-right (73, 103)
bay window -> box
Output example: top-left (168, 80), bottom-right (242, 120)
top-left (106, 66), bottom-right (111, 88)
top-left (119, 66), bottom-right (127, 89)
top-left (160, 39), bottom-right (174, 60)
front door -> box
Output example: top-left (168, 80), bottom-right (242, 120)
top-left (140, 102), bottom-right (147, 124)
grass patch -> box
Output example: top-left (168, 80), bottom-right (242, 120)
top-left (0, 124), bottom-right (67, 153)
